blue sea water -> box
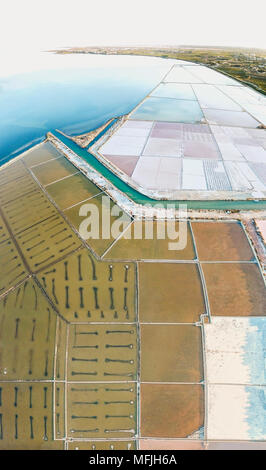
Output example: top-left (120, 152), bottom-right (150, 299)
top-left (0, 52), bottom-right (171, 165)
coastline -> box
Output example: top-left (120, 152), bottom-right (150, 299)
top-left (51, 46), bottom-right (266, 95)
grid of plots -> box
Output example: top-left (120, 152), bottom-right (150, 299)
top-left (0, 144), bottom-right (139, 450)
top-left (193, 221), bottom-right (266, 443)
top-left (98, 63), bottom-right (266, 197)
top-left (107, 219), bottom-right (266, 446)
top-left (0, 281), bottom-right (64, 449)
top-left (0, 142), bottom-right (265, 449)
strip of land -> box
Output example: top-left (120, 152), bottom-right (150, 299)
top-left (52, 46), bottom-right (266, 94)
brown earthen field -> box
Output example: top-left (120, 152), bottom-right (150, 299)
top-left (0, 141), bottom-right (265, 449)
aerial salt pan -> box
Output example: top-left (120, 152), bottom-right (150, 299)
top-left (0, 140), bottom-right (265, 448)
top-left (95, 61), bottom-right (266, 200)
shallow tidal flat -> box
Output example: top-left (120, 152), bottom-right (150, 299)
top-left (0, 141), bottom-right (265, 448)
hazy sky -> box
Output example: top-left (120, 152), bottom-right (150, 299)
top-left (1, 0), bottom-right (266, 53)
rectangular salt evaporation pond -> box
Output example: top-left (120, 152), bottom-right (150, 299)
top-left (16, 215), bottom-right (82, 272)
top-left (143, 138), bottom-right (183, 157)
top-left (140, 384), bottom-right (204, 438)
top-left (182, 159), bottom-right (207, 190)
top-left (0, 382), bottom-right (64, 450)
top-left (203, 109), bottom-right (260, 128)
top-left (217, 85), bottom-right (266, 126)
top-left (243, 85), bottom-right (266, 102)
top-left (0, 213), bottom-right (9, 242)
top-left (0, 280), bottom-right (57, 381)
top-left (204, 161), bottom-right (231, 191)
top-left (242, 104), bottom-right (266, 127)
top-left (130, 97), bottom-right (204, 123)
top-left (37, 248), bottom-right (136, 323)
top-left (189, 65), bottom-right (238, 86)
top-left (0, 238), bottom-right (28, 298)
top-left (0, 160), bottom-right (27, 185)
top-left (122, 120), bottom-right (154, 129)
top-left (218, 85), bottom-right (266, 108)
top-left (45, 172), bottom-right (102, 210)
top-left (23, 141), bottom-right (63, 167)
top-left (131, 156), bottom-right (181, 190)
top-left (225, 161), bottom-right (266, 194)
top-left (150, 122), bottom-right (183, 140)
top-left (100, 134), bottom-right (147, 157)
top-left (203, 263), bottom-right (266, 316)
top-left (204, 317), bottom-right (266, 385)
top-left (0, 173), bottom-right (39, 206)
top-left (103, 220), bottom-right (196, 261)
top-left (67, 324), bottom-right (138, 382)
top-left (192, 84), bottom-right (242, 111)
top-left (2, 190), bottom-right (57, 234)
top-left (115, 121), bottom-right (152, 137)
top-left (247, 129), bottom-right (266, 149)
top-left (249, 163), bottom-right (266, 186)
top-left (67, 383), bottom-right (137, 439)
top-left (164, 65), bottom-right (204, 83)
top-left (243, 86), bottom-right (266, 104)
top-left (183, 140), bottom-right (220, 160)
top-left (207, 384), bottom-right (266, 440)
top-left (64, 194), bottom-right (132, 257)
top-left (139, 262), bottom-right (206, 323)
top-left (151, 83), bottom-right (196, 100)
top-left (234, 144), bottom-right (266, 163)
top-left (140, 324), bottom-right (203, 382)
top-left (192, 221), bottom-right (254, 261)
top-left (30, 156), bottom-right (78, 186)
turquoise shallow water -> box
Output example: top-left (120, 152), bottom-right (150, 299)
top-left (151, 83), bottom-right (197, 100)
top-left (0, 53), bottom-right (170, 164)
top-left (130, 96), bottom-right (203, 122)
